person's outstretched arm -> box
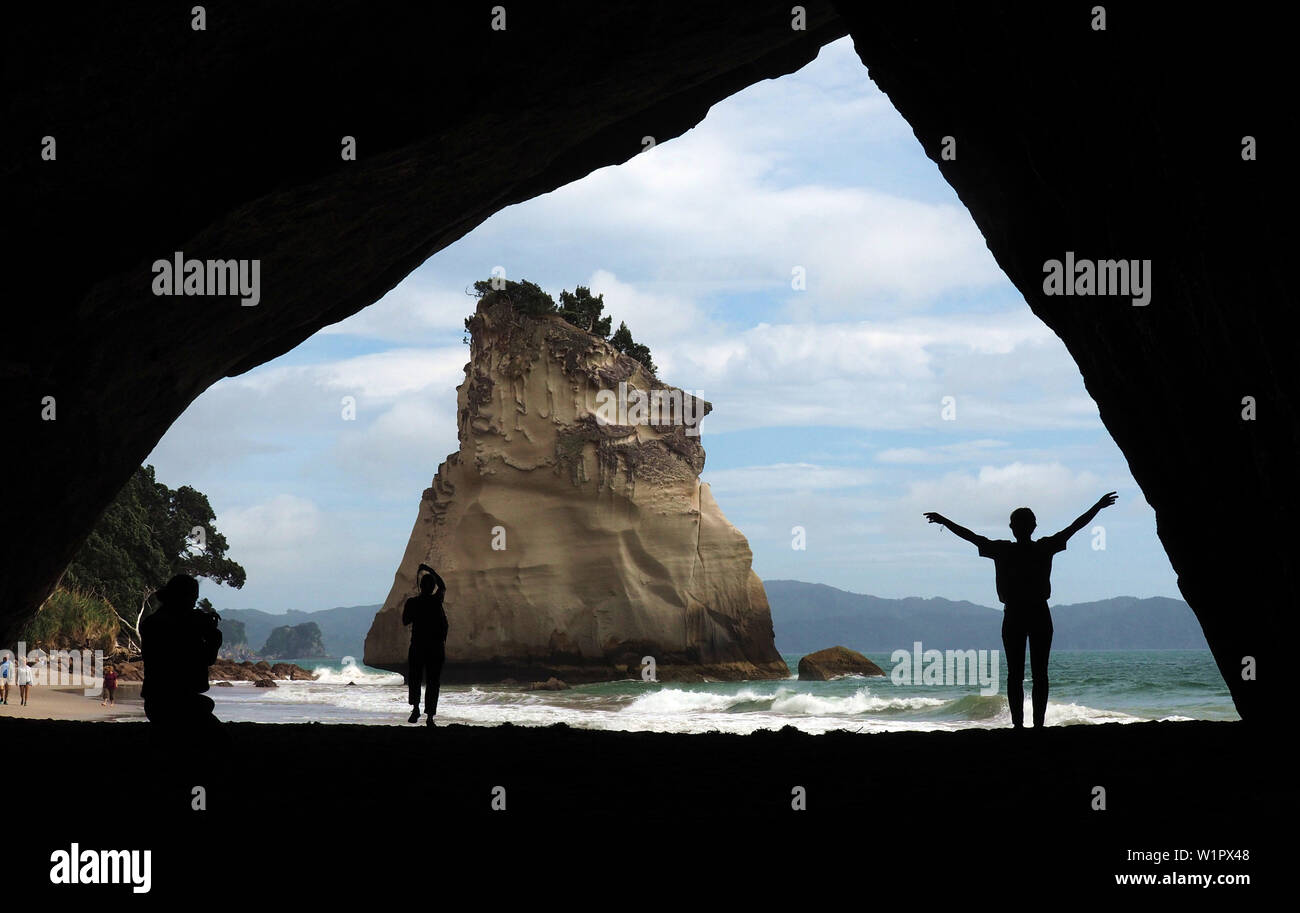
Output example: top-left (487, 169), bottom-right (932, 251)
top-left (1053, 492), bottom-right (1118, 542)
top-left (923, 512), bottom-right (984, 547)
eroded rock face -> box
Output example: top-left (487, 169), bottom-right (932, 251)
top-left (364, 301), bottom-right (788, 683)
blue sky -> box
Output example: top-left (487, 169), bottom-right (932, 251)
top-left (147, 38), bottom-right (1180, 613)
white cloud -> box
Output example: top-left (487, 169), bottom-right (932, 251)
top-left (221, 495), bottom-right (323, 552)
top-left (145, 38), bottom-right (1181, 610)
top-left (704, 462), bottom-right (875, 494)
top-left (234, 347), bottom-right (465, 402)
top-left (318, 280), bottom-right (476, 343)
top-left (897, 462), bottom-right (1107, 531)
top-left (496, 139), bottom-right (1003, 317)
top-left (659, 310), bottom-right (1095, 434)
top-left (876, 440), bottom-right (1010, 463)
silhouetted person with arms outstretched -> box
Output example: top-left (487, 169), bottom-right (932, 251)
top-left (924, 492), bottom-right (1118, 728)
top-left (404, 563), bottom-right (448, 727)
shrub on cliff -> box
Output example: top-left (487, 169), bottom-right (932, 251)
top-left (21, 587), bottom-right (120, 653)
top-left (467, 278), bottom-right (656, 374)
top-left (608, 320), bottom-right (656, 374)
top-left (470, 278), bottom-right (555, 318)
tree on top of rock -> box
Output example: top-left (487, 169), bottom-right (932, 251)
top-left (470, 278), bottom-right (555, 319)
top-left (609, 321), bottom-right (657, 375)
top-left (557, 286), bottom-right (612, 337)
top-left (467, 277), bottom-right (656, 375)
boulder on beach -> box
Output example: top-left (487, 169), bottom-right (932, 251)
top-left (527, 677), bottom-right (570, 691)
top-left (207, 659), bottom-right (315, 683)
top-left (112, 661), bottom-right (144, 681)
top-left (797, 646), bottom-right (884, 681)
top-left (253, 678), bottom-right (278, 688)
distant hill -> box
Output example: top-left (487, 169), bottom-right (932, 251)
top-left (763, 580), bottom-right (1207, 652)
top-left (215, 585), bottom-right (1207, 661)
top-left (216, 604), bottom-right (380, 660)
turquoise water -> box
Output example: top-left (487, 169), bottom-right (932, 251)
top-left (205, 650), bottom-right (1238, 731)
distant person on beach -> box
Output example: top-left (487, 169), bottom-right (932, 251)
top-left (924, 492), bottom-right (1118, 728)
top-left (403, 563), bottom-right (448, 726)
top-left (0, 654), bottom-right (9, 704)
top-left (102, 664), bottom-right (118, 706)
top-left (141, 575), bottom-right (223, 729)
top-left (17, 659), bottom-right (35, 705)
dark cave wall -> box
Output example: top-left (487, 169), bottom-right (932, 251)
top-left (3, 2), bottom-right (1290, 721)
top-left (831, 1), bottom-right (1292, 722)
top-left (1, 1), bottom-right (846, 645)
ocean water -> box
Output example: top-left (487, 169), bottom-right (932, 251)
top-left (203, 650), bottom-right (1239, 733)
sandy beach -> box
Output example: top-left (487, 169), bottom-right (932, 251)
top-left (0, 683), bottom-right (144, 721)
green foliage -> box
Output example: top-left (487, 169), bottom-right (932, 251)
top-left (470, 278), bottom-right (556, 319)
top-left (609, 321), bottom-right (657, 374)
top-left (21, 587), bottom-right (120, 653)
top-left (261, 622), bottom-right (327, 659)
top-left (469, 278), bottom-right (655, 374)
top-left (557, 286), bottom-right (612, 337)
top-left (61, 464), bottom-right (246, 619)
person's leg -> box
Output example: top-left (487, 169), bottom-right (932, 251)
top-left (426, 649), bottom-right (444, 718)
top-left (407, 643), bottom-right (424, 721)
top-left (1001, 610), bottom-right (1027, 728)
top-left (1028, 607), bottom-right (1054, 728)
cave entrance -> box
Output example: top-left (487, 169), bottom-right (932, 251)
top-left (136, 37), bottom-right (1227, 730)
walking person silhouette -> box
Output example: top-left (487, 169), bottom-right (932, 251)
top-left (403, 563), bottom-right (448, 727)
top-left (924, 492), bottom-right (1118, 728)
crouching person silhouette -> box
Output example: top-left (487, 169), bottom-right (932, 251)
top-left (923, 492), bottom-right (1117, 728)
top-left (141, 574), bottom-right (227, 811)
top-left (404, 563), bottom-right (448, 727)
